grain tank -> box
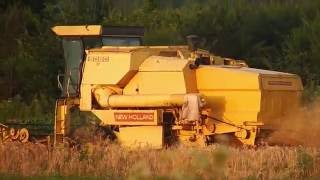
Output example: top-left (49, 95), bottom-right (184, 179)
top-left (52, 25), bottom-right (303, 148)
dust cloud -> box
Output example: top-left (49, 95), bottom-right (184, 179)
top-left (267, 101), bottom-right (320, 147)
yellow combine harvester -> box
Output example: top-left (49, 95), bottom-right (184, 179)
top-left (52, 25), bottom-right (303, 148)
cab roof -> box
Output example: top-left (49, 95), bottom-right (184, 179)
top-left (51, 25), bottom-right (144, 37)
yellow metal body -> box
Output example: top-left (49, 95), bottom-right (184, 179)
top-left (52, 25), bottom-right (102, 36)
top-left (53, 25), bottom-right (303, 147)
top-left (54, 98), bottom-right (79, 145)
top-left (196, 66), bottom-right (302, 125)
top-left (117, 126), bottom-right (163, 148)
top-left (196, 66), bottom-right (302, 144)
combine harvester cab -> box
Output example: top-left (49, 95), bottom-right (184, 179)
top-left (51, 25), bottom-right (303, 148)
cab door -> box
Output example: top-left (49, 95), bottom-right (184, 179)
top-left (61, 38), bottom-right (83, 97)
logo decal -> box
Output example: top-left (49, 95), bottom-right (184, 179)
top-left (268, 81), bottom-right (292, 86)
top-left (114, 112), bottom-right (154, 122)
top-left (87, 56), bottom-right (109, 62)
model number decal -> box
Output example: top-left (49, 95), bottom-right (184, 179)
top-left (268, 81), bottom-right (292, 86)
top-left (114, 112), bottom-right (154, 122)
top-left (87, 56), bottom-right (109, 62)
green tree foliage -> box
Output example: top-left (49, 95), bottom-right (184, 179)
top-left (1, 0), bottom-right (320, 122)
top-left (282, 16), bottom-right (320, 84)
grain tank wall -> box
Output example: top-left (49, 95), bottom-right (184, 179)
top-left (196, 66), bottom-right (261, 126)
top-left (196, 66), bottom-right (303, 129)
top-left (258, 74), bottom-right (303, 126)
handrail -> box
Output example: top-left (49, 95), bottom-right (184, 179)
top-left (57, 74), bottom-right (64, 92)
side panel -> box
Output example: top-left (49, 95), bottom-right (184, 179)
top-left (259, 91), bottom-right (302, 126)
top-left (259, 75), bottom-right (303, 127)
top-left (82, 52), bottom-right (131, 85)
top-left (196, 66), bottom-right (261, 126)
top-left (124, 72), bottom-right (188, 94)
top-left (200, 90), bottom-right (261, 125)
top-left (196, 67), bottom-right (260, 90)
top-left (117, 126), bottom-right (163, 148)
top-left (124, 56), bottom-right (197, 95)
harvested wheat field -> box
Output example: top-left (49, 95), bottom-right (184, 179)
top-left (1, 103), bottom-right (320, 180)
top-left (0, 142), bottom-right (319, 179)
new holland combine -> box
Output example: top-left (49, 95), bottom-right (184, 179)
top-left (51, 25), bottom-right (303, 148)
